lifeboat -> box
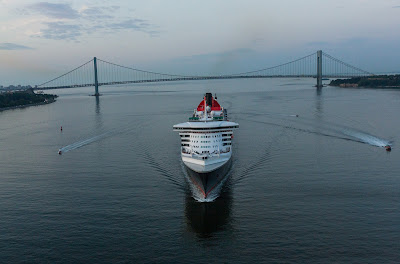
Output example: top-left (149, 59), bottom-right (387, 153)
top-left (385, 145), bottom-right (391, 151)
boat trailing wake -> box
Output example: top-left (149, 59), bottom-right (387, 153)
top-left (58, 132), bottom-right (112, 154)
top-left (245, 114), bottom-right (392, 150)
top-left (342, 129), bottom-right (391, 148)
top-left (58, 119), bottom-right (142, 155)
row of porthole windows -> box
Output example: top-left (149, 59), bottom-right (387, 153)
top-left (190, 134), bottom-right (222, 138)
top-left (182, 141), bottom-right (212, 143)
top-left (187, 140), bottom-right (222, 143)
top-left (192, 145), bottom-right (219, 148)
top-left (183, 140), bottom-right (223, 143)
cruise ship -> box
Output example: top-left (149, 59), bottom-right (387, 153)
top-left (173, 93), bottom-right (239, 198)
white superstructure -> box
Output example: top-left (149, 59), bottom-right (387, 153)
top-left (173, 93), bottom-right (239, 173)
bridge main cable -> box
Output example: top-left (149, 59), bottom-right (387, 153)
top-left (96, 58), bottom-right (199, 79)
top-left (37, 59), bottom-right (94, 88)
top-left (322, 52), bottom-right (374, 76)
top-left (228, 52), bottom-right (316, 76)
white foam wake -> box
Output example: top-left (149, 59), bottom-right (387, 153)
top-left (342, 129), bottom-right (391, 148)
top-left (59, 132), bottom-right (111, 153)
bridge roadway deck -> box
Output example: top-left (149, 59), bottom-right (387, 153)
top-left (35, 74), bottom-right (359, 90)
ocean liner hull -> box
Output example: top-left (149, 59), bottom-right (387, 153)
top-left (182, 153), bottom-right (230, 173)
top-left (184, 158), bottom-right (232, 199)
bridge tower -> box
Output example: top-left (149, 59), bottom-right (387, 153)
top-left (93, 57), bottom-right (99, 96)
top-left (316, 50), bottom-right (323, 88)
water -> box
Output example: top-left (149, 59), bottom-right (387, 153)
top-left (1, 79), bottom-right (399, 263)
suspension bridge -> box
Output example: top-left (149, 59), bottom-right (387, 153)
top-left (36, 50), bottom-right (373, 95)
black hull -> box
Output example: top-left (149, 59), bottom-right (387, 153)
top-left (184, 158), bottom-right (232, 199)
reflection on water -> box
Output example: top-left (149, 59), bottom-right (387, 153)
top-left (95, 96), bottom-right (103, 131)
top-left (315, 87), bottom-right (323, 114)
top-left (95, 96), bottom-right (100, 114)
top-left (184, 182), bottom-right (233, 238)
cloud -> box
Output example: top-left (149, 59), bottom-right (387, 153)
top-left (106, 19), bottom-right (160, 36)
top-left (109, 19), bottom-right (150, 30)
top-left (0, 43), bottom-right (33, 50)
top-left (80, 6), bottom-right (114, 19)
top-left (28, 2), bottom-right (79, 19)
top-left (38, 22), bottom-right (82, 40)
top-left (22, 2), bottom-right (160, 41)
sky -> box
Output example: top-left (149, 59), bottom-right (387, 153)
top-left (0, 0), bottom-right (400, 85)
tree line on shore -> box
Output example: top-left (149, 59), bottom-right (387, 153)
top-left (330, 75), bottom-right (400, 88)
top-left (0, 89), bottom-right (57, 109)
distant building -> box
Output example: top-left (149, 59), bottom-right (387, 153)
top-left (26, 88), bottom-right (35, 94)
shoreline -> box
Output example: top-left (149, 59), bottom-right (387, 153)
top-left (0, 98), bottom-right (56, 112)
top-left (329, 74), bottom-right (400, 89)
top-left (330, 85), bottom-right (400, 89)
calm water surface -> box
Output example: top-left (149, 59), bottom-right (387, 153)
top-left (1, 79), bottom-right (399, 263)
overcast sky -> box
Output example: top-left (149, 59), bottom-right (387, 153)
top-left (1, 0), bottom-right (400, 85)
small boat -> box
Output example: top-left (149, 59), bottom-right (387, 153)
top-left (58, 150), bottom-right (62, 155)
top-left (385, 145), bottom-right (391, 151)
